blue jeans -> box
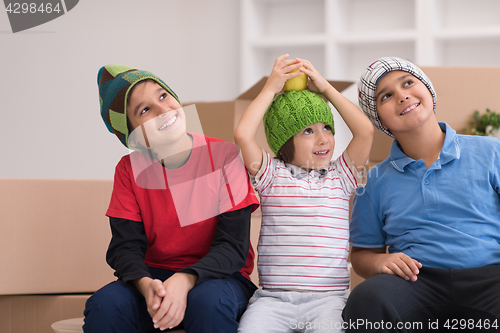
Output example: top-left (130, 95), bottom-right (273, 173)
top-left (83, 268), bottom-right (256, 333)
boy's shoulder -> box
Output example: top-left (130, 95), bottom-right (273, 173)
top-left (203, 134), bottom-right (225, 144)
top-left (361, 157), bottom-right (400, 193)
top-left (194, 134), bottom-right (245, 172)
top-left (456, 133), bottom-right (500, 156)
top-left (365, 157), bottom-right (394, 176)
top-left (457, 133), bottom-right (500, 145)
top-left (201, 134), bottom-right (239, 155)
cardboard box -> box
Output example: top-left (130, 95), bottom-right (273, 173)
top-left (0, 179), bottom-right (116, 295)
top-left (0, 294), bottom-right (89, 333)
top-left (369, 66), bottom-right (500, 163)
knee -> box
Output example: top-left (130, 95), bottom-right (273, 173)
top-left (187, 279), bottom-right (228, 314)
top-left (83, 281), bottom-right (151, 332)
top-left (344, 274), bottom-right (398, 316)
top-left (84, 281), bottom-right (142, 319)
top-left (186, 278), bottom-right (245, 320)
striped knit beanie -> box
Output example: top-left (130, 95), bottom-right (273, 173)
top-left (358, 57), bottom-right (437, 137)
top-left (264, 90), bottom-right (334, 155)
top-left (98, 64), bottom-right (181, 148)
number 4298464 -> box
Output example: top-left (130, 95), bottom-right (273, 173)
top-left (6, 3), bottom-right (61, 14)
top-left (444, 319), bottom-right (498, 330)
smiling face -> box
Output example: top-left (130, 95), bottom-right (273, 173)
top-left (375, 70), bottom-right (435, 136)
top-left (290, 122), bottom-right (335, 170)
top-left (127, 80), bottom-right (186, 149)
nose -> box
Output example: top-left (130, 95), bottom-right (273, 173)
top-left (317, 130), bottom-right (328, 145)
top-left (396, 90), bottom-right (409, 103)
top-left (155, 103), bottom-right (171, 118)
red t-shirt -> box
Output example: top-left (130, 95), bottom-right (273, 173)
top-left (107, 133), bottom-right (259, 280)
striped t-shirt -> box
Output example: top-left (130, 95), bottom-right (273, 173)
top-left (254, 149), bottom-right (365, 291)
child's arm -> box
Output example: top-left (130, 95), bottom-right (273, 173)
top-left (299, 59), bottom-right (374, 169)
top-left (234, 54), bottom-right (303, 176)
top-left (350, 247), bottom-right (422, 281)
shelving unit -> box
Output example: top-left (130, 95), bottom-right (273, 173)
top-left (239, 0), bottom-right (500, 91)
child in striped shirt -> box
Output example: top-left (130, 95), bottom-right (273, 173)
top-left (234, 54), bottom-right (373, 332)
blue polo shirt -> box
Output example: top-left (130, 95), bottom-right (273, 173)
top-left (350, 122), bottom-right (500, 269)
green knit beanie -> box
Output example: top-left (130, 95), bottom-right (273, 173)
top-left (264, 90), bottom-right (334, 155)
top-left (98, 64), bottom-right (181, 149)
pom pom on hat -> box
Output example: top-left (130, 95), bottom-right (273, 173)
top-left (264, 90), bottom-right (334, 155)
top-left (98, 65), bottom-right (181, 148)
top-left (357, 57), bottom-right (437, 138)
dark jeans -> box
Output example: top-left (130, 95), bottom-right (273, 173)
top-left (342, 265), bottom-right (500, 332)
top-left (83, 268), bottom-right (256, 333)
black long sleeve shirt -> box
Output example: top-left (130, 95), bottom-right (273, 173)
top-left (106, 205), bottom-right (253, 287)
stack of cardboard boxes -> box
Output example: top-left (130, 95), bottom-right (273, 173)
top-left (0, 179), bottom-right (116, 333)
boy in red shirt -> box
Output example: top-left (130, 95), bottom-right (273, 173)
top-left (84, 65), bottom-right (259, 333)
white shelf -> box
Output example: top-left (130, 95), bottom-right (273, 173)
top-left (337, 0), bottom-right (416, 34)
top-left (240, 0), bottom-right (500, 89)
top-left (434, 26), bottom-right (500, 41)
top-left (251, 34), bottom-right (328, 48)
top-left (335, 30), bottom-right (416, 45)
top-left (436, 0), bottom-right (500, 29)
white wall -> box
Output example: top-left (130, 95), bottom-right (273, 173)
top-left (5, 1), bottom-right (497, 180)
top-left (0, 0), bottom-right (241, 179)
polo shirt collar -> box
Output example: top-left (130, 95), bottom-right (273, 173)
top-left (438, 122), bottom-right (461, 165)
top-left (287, 163), bottom-right (328, 179)
top-left (389, 122), bottom-right (460, 172)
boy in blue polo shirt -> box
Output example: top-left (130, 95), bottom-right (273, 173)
top-left (343, 57), bottom-right (500, 331)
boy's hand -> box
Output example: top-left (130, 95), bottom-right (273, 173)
top-left (136, 273), bottom-right (197, 330)
top-left (262, 54), bottom-right (303, 96)
top-left (298, 58), bottom-right (331, 95)
top-left (375, 252), bottom-right (422, 281)
top-left (151, 272), bottom-right (197, 330)
top-left (133, 277), bottom-right (165, 320)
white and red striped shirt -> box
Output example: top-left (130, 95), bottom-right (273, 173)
top-left (254, 150), bottom-right (365, 291)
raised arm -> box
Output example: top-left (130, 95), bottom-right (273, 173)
top-left (234, 54), bottom-right (303, 176)
top-left (299, 59), bottom-right (374, 169)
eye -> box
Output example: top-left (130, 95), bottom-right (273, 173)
top-left (160, 92), bottom-right (168, 100)
top-left (403, 79), bottom-right (414, 87)
top-left (139, 107), bottom-right (150, 116)
top-left (324, 125), bottom-right (332, 131)
top-left (381, 92), bottom-right (392, 102)
top-left (303, 128), bottom-right (313, 135)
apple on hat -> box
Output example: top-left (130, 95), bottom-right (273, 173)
top-left (283, 67), bottom-right (308, 92)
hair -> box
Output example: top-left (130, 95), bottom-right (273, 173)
top-left (276, 136), bottom-right (295, 164)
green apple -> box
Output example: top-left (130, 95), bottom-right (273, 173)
top-left (283, 67), bottom-right (308, 91)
